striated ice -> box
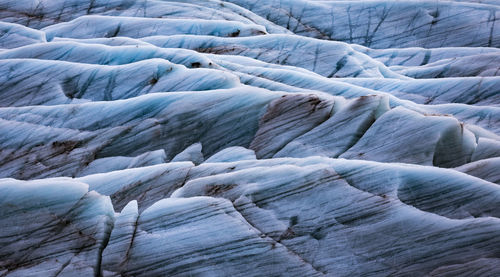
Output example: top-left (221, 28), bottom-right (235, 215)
top-left (143, 34), bottom-right (405, 78)
top-left (455, 157), bottom-right (500, 185)
top-left (0, 21), bottom-right (46, 49)
top-left (170, 142), bottom-right (204, 165)
top-left (77, 149), bottom-right (168, 177)
top-left (102, 196), bottom-right (320, 276)
top-left (204, 146), bottom-right (257, 163)
top-left (78, 162), bottom-right (193, 212)
top-left (339, 106), bottom-right (477, 167)
top-left (472, 137), bottom-right (500, 161)
top-left (0, 178), bottom-right (114, 276)
top-left (275, 95), bottom-right (390, 158)
top-left (0, 0), bottom-right (499, 276)
top-left (0, 58), bottom-right (239, 106)
top-left (225, 0), bottom-right (500, 48)
top-left (43, 15), bottom-right (267, 41)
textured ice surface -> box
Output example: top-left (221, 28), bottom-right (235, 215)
top-left (0, 21), bottom-right (46, 48)
top-left (1, 0), bottom-right (499, 276)
top-left (0, 178), bottom-right (114, 276)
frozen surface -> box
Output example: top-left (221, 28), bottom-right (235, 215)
top-left (0, 21), bottom-right (46, 49)
top-left (1, 0), bottom-right (499, 276)
top-left (0, 178), bottom-right (114, 276)
top-left (43, 15), bottom-right (267, 41)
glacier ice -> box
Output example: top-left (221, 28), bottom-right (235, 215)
top-left (0, 178), bottom-right (114, 276)
top-left (0, 21), bottom-right (46, 48)
top-left (0, 0), bottom-right (499, 276)
top-left (42, 15), bottom-right (267, 41)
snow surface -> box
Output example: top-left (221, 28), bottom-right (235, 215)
top-left (0, 0), bottom-right (499, 276)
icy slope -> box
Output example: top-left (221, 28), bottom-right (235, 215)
top-left (0, 0), bottom-right (499, 276)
